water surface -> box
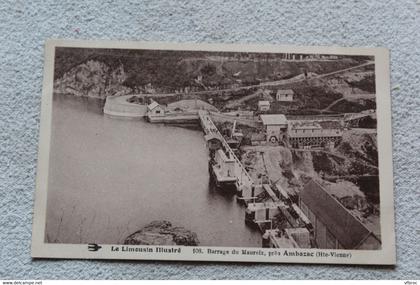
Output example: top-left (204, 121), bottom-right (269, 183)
top-left (45, 94), bottom-right (261, 247)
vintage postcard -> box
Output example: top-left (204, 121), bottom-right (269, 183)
top-left (32, 39), bottom-right (396, 264)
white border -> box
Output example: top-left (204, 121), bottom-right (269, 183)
top-left (31, 39), bottom-right (396, 265)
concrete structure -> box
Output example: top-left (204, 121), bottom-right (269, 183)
top-left (167, 99), bottom-right (218, 112)
top-left (262, 228), bottom-right (311, 248)
top-left (291, 203), bottom-right (311, 226)
top-left (260, 114), bottom-right (288, 143)
top-left (258, 100), bottom-right (270, 112)
top-left (263, 184), bottom-right (280, 202)
top-left (198, 110), bottom-right (259, 201)
top-left (299, 179), bottom-right (381, 250)
top-left (262, 229), bottom-right (297, 248)
top-left (288, 120), bottom-right (343, 148)
top-left (211, 149), bottom-right (237, 187)
top-left (285, 228), bottom-right (311, 248)
top-left (103, 95), bottom-right (147, 118)
top-left (245, 201), bottom-right (285, 225)
top-left (215, 149), bottom-right (235, 177)
top-left (276, 89), bottom-right (294, 102)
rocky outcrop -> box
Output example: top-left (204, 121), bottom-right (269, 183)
top-left (124, 221), bottom-right (199, 246)
top-left (54, 60), bottom-right (131, 98)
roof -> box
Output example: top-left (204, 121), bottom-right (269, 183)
top-left (147, 101), bottom-right (160, 110)
top-left (260, 114), bottom-right (287, 125)
top-left (277, 89), bottom-right (294, 95)
top-left (300, 179), bottom-right (380, 249)
top-left (289, 120), bottom-right (321, 130)
top-left (318, 120), bottom-right (343, 130)
top-left (258, 100), bottom-right (270, 106)
top-left (204, 133), bottom-right (223, 142)
top-left (289, 120), bottom-right (343, 130)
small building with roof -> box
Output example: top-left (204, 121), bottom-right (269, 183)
top-left (276, 89), bottom-right (294, 102)
top-left (260, 114), bottom-right (288, 143)
top-left (204, 133), bottom-right (223, 151)
top-left (299, 179), bottom-right (381, 250)
top-left (258, 100), bottom-right (270, 112)
top-left (146, 100), bottom-right (166, 122)
top-left (147, 101), bottom-right (165, 116)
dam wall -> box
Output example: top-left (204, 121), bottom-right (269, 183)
top-left (104, 95), bottom-right (147, 118)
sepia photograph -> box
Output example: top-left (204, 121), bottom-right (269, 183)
top-left (31, 40), bottom-right (395, 264)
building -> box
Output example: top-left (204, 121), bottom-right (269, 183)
top-left (258, 100), bottom-right (270, 112)
top-left (260, 114), bottom-right (288, 143)
top-left (204, 133), bottom-right (223, 151)
top-left (245, 201), bottom-right (285, 225)
top-left (299, 179), bottom-right (381, 250)
top-left (276, 89), bottom-right (294, 102)
top-left (288, 120), bottom-right (343, 148)
top-left (146, 101), bottom-right (165, 121)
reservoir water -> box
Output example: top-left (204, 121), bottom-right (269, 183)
top-left (45, 95), bottom-right (261, 247)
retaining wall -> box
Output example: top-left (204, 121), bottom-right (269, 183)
top-left (103, 95), bottom-right (147, 118)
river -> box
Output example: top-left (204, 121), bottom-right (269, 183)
top-left (45, 94), bottom-right (261, 247)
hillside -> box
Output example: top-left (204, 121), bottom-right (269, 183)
top-left (53, 47), bottom-right (369, 99)
top-left (53, 60), bottom-right (131, 98)
top-left (239, 127), bottom-right (378, 205)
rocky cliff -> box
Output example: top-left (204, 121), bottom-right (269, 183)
top-left (54, 60), bottom-right (131, 98)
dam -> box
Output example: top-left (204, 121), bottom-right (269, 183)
top-left (103, 95), bottom-right (148, 118)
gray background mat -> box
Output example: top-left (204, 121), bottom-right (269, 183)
top-left (0, 0), bottom-right (419, 279)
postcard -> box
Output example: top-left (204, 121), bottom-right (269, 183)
top-left (31, 39), bottom-right (395, 264)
